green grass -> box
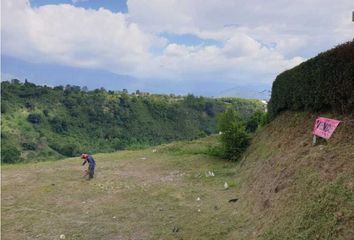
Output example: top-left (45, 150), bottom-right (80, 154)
top-left (2, 112), bottom-right (353, 240)
top-left (2, 138), bottom-right (243, 240)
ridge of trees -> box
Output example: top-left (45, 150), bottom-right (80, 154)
top-left (1, 80), bottom-right (265, 163)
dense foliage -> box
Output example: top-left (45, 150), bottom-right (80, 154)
top-left (245, 110), bottom-right (269, 133)
top-left (1, 80), bottom-right (264, 163)
top-left (268, 41), bottom-right (354, 118)
top-left (217, 108), bottom-right (250, 161)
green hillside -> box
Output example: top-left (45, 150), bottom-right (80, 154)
top-left (1, 80), bottom-right (264, 163)
top-left (2, 112), bottom-right (353, 240)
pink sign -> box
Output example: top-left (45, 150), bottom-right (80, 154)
top-left (313, 117), bottom-right (341, 139)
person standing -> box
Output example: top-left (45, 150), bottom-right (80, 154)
top-left (81, 153), bottom-right (96, 179)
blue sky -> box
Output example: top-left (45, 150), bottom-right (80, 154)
top-left (31, 0), bottom-right (128, 13)
top-left (2, 0), bottom-right (353, 98)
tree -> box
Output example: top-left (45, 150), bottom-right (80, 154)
top-left (218, 108), bottom-right (250, 161)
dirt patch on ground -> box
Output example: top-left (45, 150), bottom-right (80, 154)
top-left (111, 159), bottom-right (185, 186)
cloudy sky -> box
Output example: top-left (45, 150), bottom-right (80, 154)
top-left (1, 0), bottom-right (353, 97)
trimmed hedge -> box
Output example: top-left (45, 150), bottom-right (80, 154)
top-left (268, 41), bottom-right (354, 118)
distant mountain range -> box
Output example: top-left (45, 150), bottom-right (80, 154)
top-left (1, 55), bottom-right (271, 99)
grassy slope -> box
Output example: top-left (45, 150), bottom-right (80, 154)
top-left (228, 112), bottom-right (354, 240)
top-left (2, 112), bottom-right (353, 240)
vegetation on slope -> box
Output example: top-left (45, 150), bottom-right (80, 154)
top-left (1, 80), bottom-right (264, 163)
top-left (268, 40), bottom-right (354, 118)
top-left (217, 108), bottom-right (251, 161)
top-left (227, 112), bottom-right (354, 239)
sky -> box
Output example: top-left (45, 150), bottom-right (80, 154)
top-left (1, 0), bottom-right (353, 98)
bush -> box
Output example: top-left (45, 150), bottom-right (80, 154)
top-left (60, 144), bottom-right (80, 157)
top-left (25, 101), bottom-right (35, 110)
top-left (206, 145), bottom-right (224, 158)
top-left (218, 109), bottom-right (250, 161)
top-left (1, 101), bottom-right (9, 113)
top-left (1, 144), bottom-right (21, 163)
top-left (49, 141), bottom-right (80, 157)
top-left (27, 113), bottom-right (42, 124)
top-left (246, 110), bottom-right (268, 133)
top-left (268, 41), bottom-right (354, 118)
top-left (22, 142), bottom-right (37, 151)
top-left (50, 117), bottom-right (68, 133)
top-left (43, 109), bottom-right (49, 117)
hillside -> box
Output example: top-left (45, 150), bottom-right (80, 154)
top-left (2, 112), bottom-right (353, 240)
top-left (1, 80), bottom-right (264, 163)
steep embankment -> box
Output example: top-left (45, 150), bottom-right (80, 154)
top-left (2, 112), bottom-right (353, 240)
top-left (227, 111), bottom-right (354, 239)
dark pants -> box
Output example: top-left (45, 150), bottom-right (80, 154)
top-left (88, 164), bottom-right (95, 178)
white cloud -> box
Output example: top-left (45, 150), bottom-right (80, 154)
top-left (127, 0), bottom-right (354, 56)
top-left (1, 0), bottom-right (353, 88)
top-left (2, 0), bottom-right (160, 76)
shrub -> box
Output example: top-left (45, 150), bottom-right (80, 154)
top-left (22, 142), bottom-right (37, 151)
top-left (206, 145), bottom-right (224, 158)
top-left (49, 141), bottom-right (80, 157)
top-left (1, 144), bottom-right (21, 163)
top-left (60, 144), bottom-right (80, 157)
top-left (246, 110), bottom-right (268, 133)
top-left (1, 101), bottom-right (9, 113)
top-left (27, 113), bottom-right (42, 124)
top-left (43, 109), bottom-right (49, 117)
top-left (218, 109), bottom-right (250, 161)
top-left (50, 117), bottom-right (68, 133)
top-left (25, 101), bottom-right (35, 110)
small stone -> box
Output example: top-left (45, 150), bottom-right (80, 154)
top-left (224, 182), bottom-right (229, 190)
top-left (196, 197), bottom-right (200, 201)
top-left (113, 216), bottom-right (116, 219)
top-left (60, 234), bottom-right (65, 239)
top-left (198, 209), bottom-right (201, 212)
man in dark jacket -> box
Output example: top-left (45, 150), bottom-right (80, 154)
top-left (81, 153), bottom-right (96, 179)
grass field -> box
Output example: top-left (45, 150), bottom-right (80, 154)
top-left (2, 137), bottom-right (245, 240)
top-left (2, 112), bottom-right (354, 240)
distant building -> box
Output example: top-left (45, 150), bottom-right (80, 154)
top-left (260, 100), bottom-right (268, 112)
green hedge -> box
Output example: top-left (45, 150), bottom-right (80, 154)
top-left (268, 41), bottom-right (354, 118)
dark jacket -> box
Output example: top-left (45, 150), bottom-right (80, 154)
top-left (82, 155), bottom-right (96, 167)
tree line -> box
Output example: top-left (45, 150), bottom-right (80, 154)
top-left (1, 80), bottom-right (265, 163)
